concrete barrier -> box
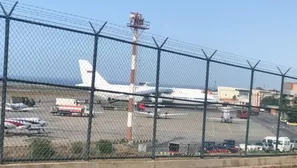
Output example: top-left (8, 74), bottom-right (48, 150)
top-left (1, 156), bottom-right (297, 168)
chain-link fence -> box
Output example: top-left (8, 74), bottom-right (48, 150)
top-left (1, 0), bottom-right (297, 164)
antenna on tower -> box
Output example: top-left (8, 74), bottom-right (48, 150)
top-left (127, 12), bottom-right (150, 34)
top-left (126, 12), bottom-right (150, 143)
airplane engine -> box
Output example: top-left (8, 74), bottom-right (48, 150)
top-left (150, 97), bottom-right (163, 103)
top-left (150, 94), bottom-right (174, 103)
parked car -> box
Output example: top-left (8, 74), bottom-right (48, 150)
top-left (262, 143), bottom-right (274, 152)
top-left (262, 136), bottom-right (291, 152)
top-left (221, 139), bottom-right (239, 153)
top-left (290, 139), bottom-right (297, 150)
top-left (198, 141), bottom-right (216, 154)
top-left (239, 143), bottom-right (263, 151)
top-left (254, 142), bottom-right (274, 152)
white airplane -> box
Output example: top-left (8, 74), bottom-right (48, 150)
top-left (4, 117), bottom-right (47, 134)
top-left (76, 59), bottom-right (219, 106)
top-left (5, 102), bottom-right (36, 112)
top-left (135, 108), bottom-right (187, 119)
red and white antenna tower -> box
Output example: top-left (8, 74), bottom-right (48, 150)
top-left (126, 12), bottom-right (150, 142)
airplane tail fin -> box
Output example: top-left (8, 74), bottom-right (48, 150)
top-left (78, 60), bottom-right (110, 88)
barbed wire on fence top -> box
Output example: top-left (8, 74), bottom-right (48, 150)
top-left (0, 0), bottom-right (297, 79)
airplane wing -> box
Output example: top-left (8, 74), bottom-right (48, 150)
top-left (5, 107), bottom-right (35, 112)
top-left (206, 117), bottom-right (247, 122)
top-left (158, 113), bottom-right (187, 117)
top-left (134, 88), bottom-right (174, 95)
top-left (135, 111), bottom-right (154, 116)
top-left (135, 111), bottom-right (187, 117)
top-left (112, 88), bottom-right (174, 101)
top-left (143, 104), bottom-right (166, 107)
top-left (18, 107), bottom-right (35, 111)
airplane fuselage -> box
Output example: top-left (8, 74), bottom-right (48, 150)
top-left (94, 84), bottom-right (218, 104)
top-left (93, 84), bottom-right (154, 103)
top-left (77, 59), bottom-right (219, 106)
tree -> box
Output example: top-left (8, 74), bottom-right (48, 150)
top-left (284, 106), bottom-right (297, 123)
top-left (293, 97), bottom-right (297, 105)
top-left (260, 96), bottom-right (279, 106)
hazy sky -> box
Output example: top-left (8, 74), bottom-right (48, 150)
top-left (2, 0), bottom-right (297, 90)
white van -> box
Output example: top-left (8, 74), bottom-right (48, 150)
top-left (262, 136), bottom-right (291, 152)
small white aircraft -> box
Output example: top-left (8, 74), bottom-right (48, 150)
top-left (135, 108), bottom-right (187, 119)
top-left (5, 102), bottom-right (37, 112)
top-left (4, 117), bottom-right (48, 134)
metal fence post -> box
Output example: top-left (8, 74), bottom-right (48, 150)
top-left (151, 37), bottom-right (168, 159)
top-left (85, 21), bottom-right (107, 160)
top-left (244, 60), bottom-right (260, 156)
top-left (275, 67), bottom-right (290, 154)
top-left (200, 49), bottom-right (217, 158)
top-left (0, 2), bottom-right (17, 164)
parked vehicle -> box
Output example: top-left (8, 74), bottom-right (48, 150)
top-left (237, 108), bottom-right (248, 119)
top-left (239, 143), bottom-right (263, 151)
top-left (50, 98), bottom-right (99, 117)
top-left (250, 108), bottom-right (260, 116)
top-left (254, 142), bottom-right (274, 152)
top-left (221, 109), bottom-right (233, 123)
top-left (199, 141), bottom-right (216, 154)
top-left (262, 136), bottom-right (291, 152)
top-left (290, 139), bottom-right (297, 150)
top-left (236, 107), bottom-right (259, 119)
top-left (262, 143), bottom-right (274, 152)
top-left (207, 145), bottom-right (230, 154)
top-left (221, 139), bottom-right (239, 153)
top-left (199, 141), bottom-right (230, 154)
top-left (168, 142), bottom-right (200, 156)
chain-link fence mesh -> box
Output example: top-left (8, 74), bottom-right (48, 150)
top-left (153, 51), bottom-right (206, 157)
top-left (3, 19), bottom-right (94, 161)
top-left (204, 62), bottom-right (250, 156)
top-left (1, 0), bottom-right (297, 163)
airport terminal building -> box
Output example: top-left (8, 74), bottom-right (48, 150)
top-left (217, 86), bottom-right (279, 107)
top-left (283, 82), bottom-right (297, 106)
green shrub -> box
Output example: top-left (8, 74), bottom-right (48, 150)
top-left (95, 140), bottom-right (113, 154)
top-left (119, 138), bottom-right (127, 144)
top-left (70, 142), bottom-right (84, 154)
top-left (29, 138), bottom-right (55, 159)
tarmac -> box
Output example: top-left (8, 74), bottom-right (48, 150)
top-left (251, 111), bottom-right (297, 140)
top-left (0, 84), bottom-right (296, 153)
